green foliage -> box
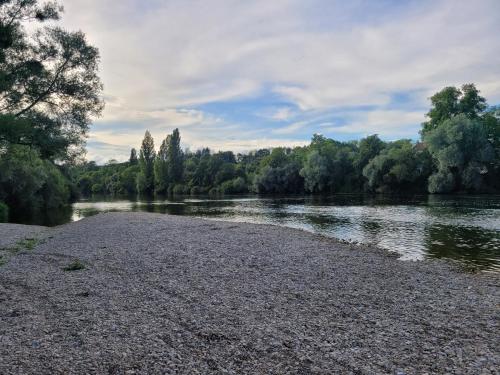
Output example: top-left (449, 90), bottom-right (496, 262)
top-left (120, 165), bottom-right (139, 194)
top-left (172, 184), bottom-right (188, 195)
top-left (0, 145), bottom-right (70, 212)
top-left (17, 237), bottom-right (38, 251)
top-left (152, 128), bottom-right (184, 193)
top-left (363, 140), bottom-right (432, 193)
top-left (422, 84), bottom-right (487, 136)
top-left (67, 84), bottom-right (499, 199)
top-left (424, 115), bottom-right (494, 193)
top-left (220, 177), bottom-right (248, 194)
top-left (354, 135), bottom-right (385, 172)
top-left (137, 130), bottom-right (155, 194)
top-left (0, 236), bottom-right (40, 267)
top-left (167, 129), bottom-right (184, 184)
top-left (0, 201), bottom-right (7, 222)
top-left (301, 150), bottom-right (329, 193)
top-left (0, 0), bottom-right (104, 161)
top-left (154, 137), bottom-right (169, 194)
top-left (254, 160), bottom-right (303, 194)
top-left (63, 259), bottom-right (85, 271)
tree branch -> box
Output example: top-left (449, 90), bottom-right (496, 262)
top-left (14, 57), bottom-right (70, 118)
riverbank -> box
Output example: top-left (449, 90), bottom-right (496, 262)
top-left (0, 212), bottom-right (498, 374)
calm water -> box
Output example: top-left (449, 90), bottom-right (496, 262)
top-left (13, 195), bottom-right (500, 272)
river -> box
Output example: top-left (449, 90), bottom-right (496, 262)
top-left (11, 194), bottom-right (500, 272)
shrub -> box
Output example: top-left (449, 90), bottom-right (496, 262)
top-left (91, 183), bottom-right (104, 194)
top-left (220, 177), bottom-right (248, 194)
top-left (63, 259), bottom-right (86, 271)
top-left (0, 146), bottom-right (71, 213)
top-left (172, 184), bottom-right (188, 195)
top-left (190, 186), bottom-right (209, 195)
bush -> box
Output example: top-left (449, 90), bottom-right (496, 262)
top-left (428, 170), bottom-right (455, 194)
top-left (91, 183), bottom-right (104, 194)
top-left (220, 177), bottom-right (248, 194)
top-left (172, 184), bottom-right (188, 195)
top-left (0, 202), bottom-right (8, 222)
top-left (190, 186), bottom-right (209, 195)
top-left (0, 146), bottom-right (71, 213)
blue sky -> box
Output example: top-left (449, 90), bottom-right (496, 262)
top-left (61, 0), bottom-right (500, 163)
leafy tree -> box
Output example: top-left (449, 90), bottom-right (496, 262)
top-left (254, 148), bottom-right (303, 194)
top-left (0, 145), bottom-right (70, 212)
top-left (254, 162), bottom-right (303, 194)
top-left (424, 115), bottom-right (494, 193)
top-left (137, 130), bottom-right (155, 194)
top-left (363, 140), bottom-right (432, 193)
top-left (421, 84), bottom-right (487, 136)
top-left (167, 128), bottom-right (183, 185)
top-left (302, 135), bottom-right (357, 193)
top-left (220, 177), bottom-right (248, 194)
top-left (300, 150), bottom-right (329, 193)
top-left (129, 148), bottom-right (138, 165)
top-left (215, 162), bottom-right (237, 186)
top-left (119, 165), bottom-right (139, 194)
top-left (0, 0), bottom-right (104, 161)
top-left (154, 136), bottom-right (169, 194)
top-left (354, 135), bottom-right (385, 173)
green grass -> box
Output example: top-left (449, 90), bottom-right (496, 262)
top-left (0, 237), bottom-right (40, 267)
top-left (17, 238), bottom-right (38, 251)
top-left (63, 259), bottom-right (86, 271)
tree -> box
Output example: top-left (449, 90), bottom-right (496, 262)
top-left (0, 145), bottom-right (70, 212)
top-left (354, 135), bottom-right (385, 172)
top-left (254, 148), bottom-right (303, 194)
top-left (137, 130), bottom-right (155, 194)
top-left (421, 84), bottom-right (487, 136)
top-left (300, 150), bottom-right (329, 193)
top-left (0, 0), bottom-right (104, 161)
top-left (154, 136), bottom-right (169, 193)
top-left (424, 115), bottom-right (494, 193)
top-left (363, 140), bottom-right (432, 193)
top-left (129, 148), bottom-right (138, 165)
top-left (167, 128), bottom-right (183, 185)
top-left (254, 162), bottom-right (303, 194)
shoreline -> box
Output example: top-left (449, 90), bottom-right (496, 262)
top-left (1, 212), bottom-right (499, 373)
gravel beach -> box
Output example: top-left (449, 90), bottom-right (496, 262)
top-left (0, 212), bottom-right (498, 374)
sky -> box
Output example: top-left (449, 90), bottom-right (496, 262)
top-left (59, 0), bottom-right (500, 164)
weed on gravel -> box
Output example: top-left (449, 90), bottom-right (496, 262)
top-left (63, 259), bottom-right (86, 271)
top-left (0, 237), bottom-right (40, 266)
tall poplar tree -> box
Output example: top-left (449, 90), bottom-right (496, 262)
top-left (137, 131), bottom-right (155, 194)
top-left (167, 128), bottom-right (183, 185)
top-left (154, 136), bottom-right (170, 194)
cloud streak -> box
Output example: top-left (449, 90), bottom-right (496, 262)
top-left (59, 0), bottom-right (500, 162)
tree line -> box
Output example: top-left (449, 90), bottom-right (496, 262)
top-left (0, 2), bottom-right (499, 223)
top-left (74, 84), bottom-right (500, 198)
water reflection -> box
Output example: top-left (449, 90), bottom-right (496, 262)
top-left (13, 194), bottom-right (500, 272)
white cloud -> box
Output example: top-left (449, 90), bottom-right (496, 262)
top-left (271, 107), bottom-right (295, 121)
top-left (272, 121), bottom-right (308, 135)
top-left (57, 0), bottom-right (500, 161)
top-left (181, 137), bottom-right (309, 153)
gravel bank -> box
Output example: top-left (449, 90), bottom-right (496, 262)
top-left (0, 212), bottom-right (498, 374)
top-left (0, 223), bottom-right (48, 249)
